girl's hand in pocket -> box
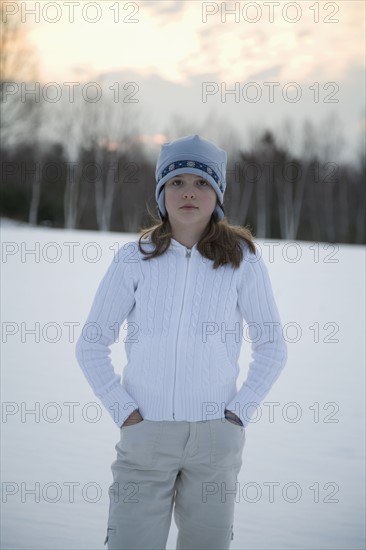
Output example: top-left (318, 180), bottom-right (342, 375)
top-left (121, 409), bottom-right (144, 428)
top-left (225, 409), bottom-right (244, 427)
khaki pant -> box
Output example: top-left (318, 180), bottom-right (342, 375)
top-left (105, 418), bottom-right (246, 549)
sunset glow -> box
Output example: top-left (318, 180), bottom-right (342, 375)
top-left (2, 0), bottom-right (364, 162)
top-left (17, 1), bottom-right (364, 85)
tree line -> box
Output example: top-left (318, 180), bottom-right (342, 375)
top-left (1, 123), bottom-right (365, 244)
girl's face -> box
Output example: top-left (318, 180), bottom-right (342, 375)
top-left (164, 173), bottom-right (217, 228)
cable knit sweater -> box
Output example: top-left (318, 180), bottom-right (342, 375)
top-left (75, 237), bottom-right (288, 429)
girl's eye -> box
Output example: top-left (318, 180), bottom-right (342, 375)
top-left (170, 179), bottom-right (208, 186)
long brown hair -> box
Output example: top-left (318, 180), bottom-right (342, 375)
top-left (137, 203), bottom-right (257, 269)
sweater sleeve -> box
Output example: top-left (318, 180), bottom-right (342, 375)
top-left (75, 243), bottom-right (139, 429)
top-left (226, 245), bottom-right (288, 428)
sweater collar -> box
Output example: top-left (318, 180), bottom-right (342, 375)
top-left (139, 237), bottom-right (198, 255)
top-left (170, 238), bottom-right (198, 254)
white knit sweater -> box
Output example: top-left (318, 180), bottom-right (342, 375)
top-left (75, 237), bottom-right (288, 429)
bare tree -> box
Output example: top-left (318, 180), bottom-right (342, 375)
top-left (300, 117), bottom-right (340, 242)
top-left (0, 0), bottom-right (40, 148)
top-left (0, 0), bottom-right (45, 223)
top-left (240, 128), bottom-right (307, 241)
top-left (230, 149), bottom-right (255, 227)
top-left (42, 94), bottom-right (84, 229)
top-left (280, 158), bottom-right (306, 240)
top-left (354, 119), bottom-right (366, 243)
top-left (79, 85), bottom-right (142, 231)
top-left (40, 77), bottom-right (142, 230)
top-left (27, 106), bottom-right (43, 225)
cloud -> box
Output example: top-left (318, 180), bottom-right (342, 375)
top-left (30, 0), bottom-right (364, 87)
top-left (171, 1), bottom-right (365, 84)
top-left (142, 1), bottom-right (185, 19)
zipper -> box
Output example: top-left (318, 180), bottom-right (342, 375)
top-left (172, 247), bottom-right (192, 420)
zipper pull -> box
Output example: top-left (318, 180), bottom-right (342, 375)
top-left (186, 248), bottom-right (191, 258)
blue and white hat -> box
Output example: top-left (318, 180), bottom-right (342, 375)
top-left (155, 134), bottom-right (227, 221)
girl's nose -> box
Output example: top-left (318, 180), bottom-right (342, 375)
top-left (183, 187), bottom-right (196, 197)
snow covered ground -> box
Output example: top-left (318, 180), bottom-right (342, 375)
top-left (1, 218), bottom-right (365, 549)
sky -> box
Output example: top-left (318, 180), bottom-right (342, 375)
top-left (6, 0), bottom-right (366, 162)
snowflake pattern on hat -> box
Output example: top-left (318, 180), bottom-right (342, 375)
top-left (159, 160), bottom-right (223, 193)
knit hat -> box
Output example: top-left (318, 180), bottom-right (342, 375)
top-left (155, 134), bottom-right (227, 221)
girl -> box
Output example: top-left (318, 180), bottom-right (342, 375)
top-left (75, 134), bottom-right (288, 549)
